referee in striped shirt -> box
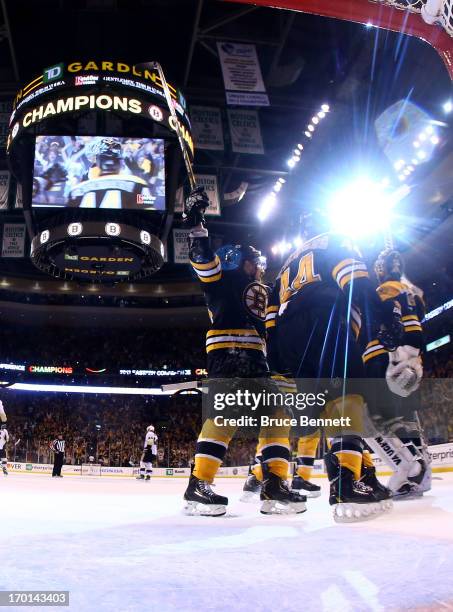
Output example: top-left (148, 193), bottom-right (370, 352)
top-left (50, 434), bottom-right (65, 478)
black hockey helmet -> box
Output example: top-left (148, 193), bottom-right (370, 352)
top-left (374, 248), bottom-right (404, 283)
top-left (94, 137), bottom-right (122, 174)
top-left (1, 423), bottom-right (7, 430)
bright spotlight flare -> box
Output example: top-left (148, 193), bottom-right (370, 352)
top-left (257, 192), bottom-right (278, 222)
top-left (327, 177), bottom-right (399, 242)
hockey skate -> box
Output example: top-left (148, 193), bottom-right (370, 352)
top-left (240, 466), bottom-right (262, 502)
top-left (260, 472), bottom-right (307, 515)
top-left (291, 469), bottom-right (321, 498)
top-left (145, 475), bottom-right (151, 481)
top-left (183, 475), bottom-right (228, 516)
top-left (325, 453), bottom-right (383, 523)
top-left (360, 465), bottom-right (393, 512)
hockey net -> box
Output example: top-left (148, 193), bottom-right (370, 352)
top-left (372, 0), bottom-right (453, 36)
top-left (232, 0), bottom-right (453, 79)
top-left (81, 463), bottom-right (102, 477)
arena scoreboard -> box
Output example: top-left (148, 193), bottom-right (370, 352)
top-left (6, 60), bottom-right (193, 281)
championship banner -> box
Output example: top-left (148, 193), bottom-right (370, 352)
top-left (174, 176), bottom-right (221, 215)
top-left (195, 175), bottom-right (221, 216)
top-left (1, 223), bottom-right (26, 258)
top-left (190, 106), bottom-right (225, 151)
top-left (227, 109), bottom-right (264, 154)
top-left (172, 228), bottom-right (191, 264)
top-left (217, 42), bottom-right (269, 107)
top-left (0, 170), bottom-right (10, 209)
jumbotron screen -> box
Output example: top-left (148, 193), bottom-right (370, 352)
top-left (32, 135), bottom-right (166, 210)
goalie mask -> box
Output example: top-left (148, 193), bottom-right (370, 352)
top-left (147, 425), bottom-right (155, 432)
top-left (94, 138), bottom-right (123, 174)
top-left (374, 249), bottom-right (404, 283)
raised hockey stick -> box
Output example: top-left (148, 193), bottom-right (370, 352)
top-left (135, 61), bottom-right (196, 191)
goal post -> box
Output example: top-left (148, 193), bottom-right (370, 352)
top-left (81, 463), bottom-right (102, 477)
top-left (227, 0), bottom-right (453, 80)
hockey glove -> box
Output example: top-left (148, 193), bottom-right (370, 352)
top-left (377, 301), bottom-right (404, 351)
top-left (386, 346), bottom-right (423, 397)
top-left (183, 187), bottom-right (210, 228)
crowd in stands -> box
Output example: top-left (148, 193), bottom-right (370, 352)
top-left (0, 307), bottom-right (452, 468)
top-left (0, 325), bottom-right (205, 371)
top-left (2, 391), bottom-right (257, 468)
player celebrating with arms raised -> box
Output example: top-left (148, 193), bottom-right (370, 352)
top-left (182, 188), bottom-right (304, 516)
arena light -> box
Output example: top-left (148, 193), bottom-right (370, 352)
top-left (443, 100), bottom-right (453, 113)
top-left (304, 131), bottom-right (312, 138)
top-left (317, 111), bottom-right (326, 119)
top-left (271, 240), bottom-right (292, 256)
top-left (257, 192), bottom-right (278, 221)
top-left (327, 177), bottom-right (395, 238)
top-left (307, 124), bottom-right (315, 132)
top-left (321, 104), bottom-right (330, 112)
top-left (431, 135), bottom-right (440, 145)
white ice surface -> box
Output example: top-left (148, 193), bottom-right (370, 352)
top-left (2, 473), bottom-right (453, 612)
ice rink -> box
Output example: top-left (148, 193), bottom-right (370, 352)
top-left (2, 472), bottom-right (453, 612)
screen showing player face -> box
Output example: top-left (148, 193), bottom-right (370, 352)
top-left (32, 136), bottom-right (166, 210)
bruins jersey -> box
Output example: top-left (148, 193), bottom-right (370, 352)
top-left (190, 236), bottom-right (268, 357)
top-left (68, 173), bottom-right (152, 209)
top-left (363, 279), bottom-right (424, 366)
top-left (265, 233), bottom-right (376, 341)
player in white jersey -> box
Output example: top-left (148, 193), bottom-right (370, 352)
top-left (136, 425), bottom-right (158, 481)
top-left (0, 424), bottom-right (9, 476)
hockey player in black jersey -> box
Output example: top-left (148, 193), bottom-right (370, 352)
top-left (68, 138), bottom-right (153, 209)
top-left (362, 248), bottom-right (430, 499)
top-left (264, 216), bottom-right (399, 522)
top-left (182, 188), bottom-right (305, 516)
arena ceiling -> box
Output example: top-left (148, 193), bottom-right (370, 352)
top-left (0, 0), bottom-right (452, 302)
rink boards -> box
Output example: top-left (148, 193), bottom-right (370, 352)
top-left (6, 441), bottom-right (453, 478)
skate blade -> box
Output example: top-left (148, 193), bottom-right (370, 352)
top-left (332, 502), bottom-right (382, 523)
top-left (379, 499), bottom-right (393, 512)
top-left (260, 499), bottom-right (307, 515)
top-left (182, 501), bottom-right (227, 517)
top-left (240, 490), bottom-right (261, 503)
top-left (292, 488), bottom-right (321, 499)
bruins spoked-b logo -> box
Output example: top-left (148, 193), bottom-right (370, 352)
top-left (243, 282), bottom-right (268, 321)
